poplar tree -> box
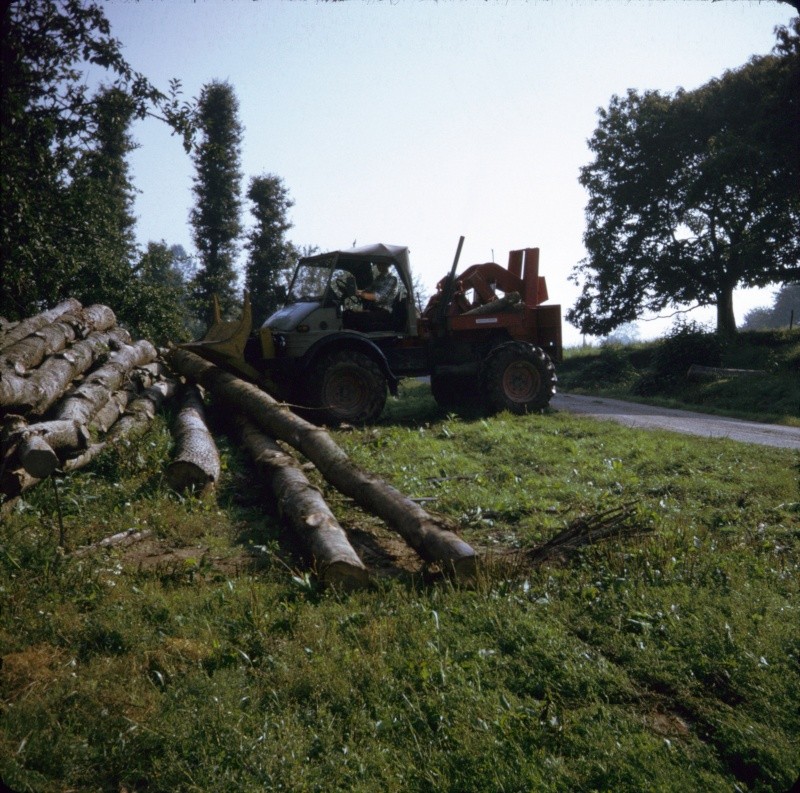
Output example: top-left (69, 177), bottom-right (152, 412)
top-left (244, 174), bottom-right (297, 326)
top-left (190, 80), bottom-right (243, 326)
top-left (0, 0), bottom-right (193, 320)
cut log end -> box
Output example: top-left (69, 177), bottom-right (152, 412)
top-left (19, 434), bottom-right (59, 478)
top-left (448, 551), bottom-right (478, 580)
top-left (165, 460), bottom-right (216, 494)
top-left (319, 559), bottom-right (371, 590)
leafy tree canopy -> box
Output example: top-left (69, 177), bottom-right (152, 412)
top-left (190, 80), bottom-right (243, 326)
top-left (0, 0), bottom-right (194, 320)
top-left (244, 173), bottom-right (297, 326)
top-left (568, 18), bottom-right (800, 338)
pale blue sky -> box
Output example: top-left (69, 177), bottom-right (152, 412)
top-left (100, 0), bottom-right (796, 344)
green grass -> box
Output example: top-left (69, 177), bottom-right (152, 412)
top-left (559, 328), bottom-right (800, 426)
top-left (1, 383), bottom-right (798, 792)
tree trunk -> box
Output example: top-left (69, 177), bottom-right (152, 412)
top-left (0, 326), bottom-right (131, 416)
top-left (106, 378), bottom-right (178, 441)
top-left (716, 285), bottom-right (738, 337)
top-left (7, 419), bottom-right (91, 478)
top-left (55, 338), bottom-right (157, 425)
top-left (0, 304), bottom-right (117, 374)
top-left (236, 416), bottom-right (369, 588)
top-left (166, 348), bottom-right (477, 576)
top-left (166, 385), bottom-right (221, 494)
top-left (0, 298), bottom-right (83, 352)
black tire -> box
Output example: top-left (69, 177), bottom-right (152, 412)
top-left (482, 341), bottom-right (556, 414)
top-left (430, 372), bottom-right (485, 415)
top-left (306, 349), bottom-right (387, 425)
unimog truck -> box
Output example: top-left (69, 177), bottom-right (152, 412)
top-left (184, 238), bottom-right (562, 424)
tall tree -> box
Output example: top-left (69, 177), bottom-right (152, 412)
top-left (244, 174), bottom-right (296, 325)
top-left (67, 86), bottom-right (139, 307)
top-left (190, 80), bottom-right (243, 326)
top-left (0, 0), bottom-right (193, 320)
top-left (568, 19), bottom-right (800, 337)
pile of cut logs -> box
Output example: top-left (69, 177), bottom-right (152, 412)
top-left (1, 300), bottom-right (476, 587)
top-left (1, 299), bottom-right (176, 501)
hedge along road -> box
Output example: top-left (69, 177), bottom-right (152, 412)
top-left (550, 393), bottom-right (800, 450)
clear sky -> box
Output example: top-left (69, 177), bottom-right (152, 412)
top-left (100, 0), bottom-right (796, 346)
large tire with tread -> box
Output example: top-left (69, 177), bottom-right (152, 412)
top-left (482, 341), bottom-right (556, 414)
top-left (305, 349), bottom-right (387, 425)
top-left (430, 372), bottom-right (485, 415)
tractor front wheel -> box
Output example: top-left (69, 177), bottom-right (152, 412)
top-left (482, 342), bottom-right (556, 414)
top-left (306, 349), bottom-right (387, 425)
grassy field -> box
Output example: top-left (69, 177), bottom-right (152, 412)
top-left (1, 354), bottom-right (799, 791)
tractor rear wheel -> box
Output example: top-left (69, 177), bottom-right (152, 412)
top-left (482, 341), bottom-right (556, 414)
top-left (306, 349), bottom-right (387, 425)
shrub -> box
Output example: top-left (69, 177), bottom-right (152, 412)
top-left (569, 345), bottom-right (636, 389)
top-left (650, 320), bottom-right (725, 379)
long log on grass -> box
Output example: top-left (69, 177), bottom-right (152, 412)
top-left (165, 385), bottom-right (221, 494)
top-left (236, 416), bottom-right (369, 588)
top-left (0, 326), bottom-right (131, 415)
top-left (0, 298), bottom-right (83, 352)
top-left (166, 347), bottom-right (476, 576)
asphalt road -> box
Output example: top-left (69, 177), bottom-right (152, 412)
top-left (550, 393), bottom-right (800, 450)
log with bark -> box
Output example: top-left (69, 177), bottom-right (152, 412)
top-left (5, 419), bottom-right (91, 478)
top-left (60, 375), bottom-right (178, 473)
top-left (236, 416), bottom-right (369, 588)
top-left (165, 384), bottom-right (221, 494)
top-left (0, 304), bottom-right (117, 374)
top-left (55, 338), bottom-right (157, 425)
top-left (463, 291), bottom-right (522, 316)
top-left (166, 347), bottom-right (477, 576)
top-left (0, 326), bottom-right (131, 415)
top-left (106, 377), bottom-right (178, 441)
top-left (0, 298), bottom-right (83, 352)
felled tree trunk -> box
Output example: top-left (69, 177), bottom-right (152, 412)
top-left (0, 304), bottom-right (117, 374)
top-left (55, 338), bottom-right (157, 425)
top-left (463, 291), bottom-right (522, 315)
top-left (61, 376), bottom-right (178, 474)
top-left (6, 419), bottom-right (91, 478)
top-left (166, 348), bottom-right (477, 576)
top-left (165, 385), bottom-right (221, 494)
top-left (236, 416), bottom-right (369, 588)
top-left (107, 377), bottom-right (178, 441)
top-left (0, 326), bottom-right (131, 415)
top-left (0, 298), bottom-right (83, 352)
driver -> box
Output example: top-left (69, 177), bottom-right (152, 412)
top-left (356, 262), bottom-right (399, 310)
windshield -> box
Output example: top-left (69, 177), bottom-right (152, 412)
top-left (286, 255), bottom-right (336, 303)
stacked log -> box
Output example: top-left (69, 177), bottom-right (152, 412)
top-left (0, 300), bottom-right (175, 505)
